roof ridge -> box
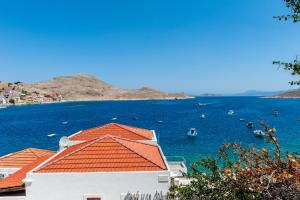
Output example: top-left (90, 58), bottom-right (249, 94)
top-left (110, 135), bottom-right (157, 147)
top-left (86, 123), bottom-right (112, 132)
top-left (28, 148), bottom-right (39, 158)
top-left (112, 123), bottom-right (150, 140)
top-left (111, 137), bottom-right (165, 170)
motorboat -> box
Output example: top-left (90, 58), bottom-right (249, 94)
top-left (157, 120), bottom-right (163, 124)
top-left (187, 128), bottom-right (197, 137)
top-left (253, 130), bottom-right (265, 137)
top-left (228, 110), bottom-right (234, 115)
top-left (62, 121), bottom-right (68, 124)
top-left (200, 114), bottom-right (206, 119)
top-left (47, 133), bottom-right (56, 138)
top-left (273, 111), bottom-right (279, 116)
top-left (247, 122), bottom-right (254, 129)
top-left (111, 117), bottom-right (117, 121)
top-left (197, 102), bottom-right (206, 106)
top-left (240, 118), bottom-right (245, 121)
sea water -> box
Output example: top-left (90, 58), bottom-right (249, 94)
top-left (0, 97), bottom-right (299, 166)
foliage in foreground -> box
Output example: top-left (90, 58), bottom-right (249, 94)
top-left (168, 121), bottom-right (300, 200)
top-left (273, 0), bottom-right (300, 86)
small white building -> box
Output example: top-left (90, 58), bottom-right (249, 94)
top-left (0, 97), bottom-right (6, 105)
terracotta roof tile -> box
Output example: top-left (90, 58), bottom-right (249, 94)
top-left (69, 123), bottom-right (153, 141)
top-left (35, 135), bottom-right (167, 173)
top-left (0, 155), bottom-right (53, 193)
top-left (0, 148), bottom-right (55, 168)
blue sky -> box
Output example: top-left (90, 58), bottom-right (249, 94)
top-left (0, 0), bottom-right (299, 94)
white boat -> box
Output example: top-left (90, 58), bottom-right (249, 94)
top-left (47, 133), bottom-right (56, 138)
top-left (0, 106), bottom-right (7, 109)
top-left (62, 121), bottom-right (68, 124)
top-left (200, 114), bottom-right (206, 119)
top-left (240, 118), bottom-right (245, 121)
top-left (197, 102), bottom-right (206, 106)
top-left (228, 110), bottom-right (234, 115)
top-left (273, 111), bottom-right (279, 116)
top-left (187, 128), bottom-right (197, 137)
top-left (253, 130), bottom-right (265, 137)
top-left (111, 117), bottom-right (117, 121)
top-left (157, 120), bottom-right (163, 124)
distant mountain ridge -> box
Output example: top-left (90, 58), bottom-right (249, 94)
top-left (22, 74), bottom-right (191, 101)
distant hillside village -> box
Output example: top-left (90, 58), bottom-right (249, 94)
top-left (0, 81), bottom-right (63, 106)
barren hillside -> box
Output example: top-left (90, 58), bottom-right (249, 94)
top-left (22, 74), bottom-right (191, 101)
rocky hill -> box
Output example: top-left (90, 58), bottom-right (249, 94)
top-left (270, 89), bottom-right (300, 98)
top-left (21, 74), bottom-right (191, 101)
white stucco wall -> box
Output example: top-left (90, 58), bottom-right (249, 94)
top-left (25, 171), bottom-right (170, 200)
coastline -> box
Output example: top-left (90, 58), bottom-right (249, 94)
top-left (1, 96), bottom-right (195, 107)
top-left (261, 96), bottom-right (300, 99)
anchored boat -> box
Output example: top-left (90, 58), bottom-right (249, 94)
top-left (247, 122), bottom-right (254, 129)
top-left (47, 133), bottom-right (56, 138)
top-left (228, 110), bottom-right (234, 115)
top-left (253, 130), bottom-right (265, 137)
top-left (187, 128), bottom-right (197, 137)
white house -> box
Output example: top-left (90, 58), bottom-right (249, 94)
top-left (0, 123), bottom-right (187, 200)
top-left (0, 97), bottom-right (6, 105)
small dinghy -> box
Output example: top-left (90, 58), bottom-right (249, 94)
top-left (47, 133), bottom-right (56, 138)
top-left (111, 117), bottom-right (117, 121)
top-left (187, 128), bottom-right (197, 137)
top-left (273, 111), bottom-right (279, 116)
top-left (197, 102), bottom-right (206, 106)
top-left (200, 114), bottom-right (206, 119)
top-left (132, 117), bottom-right (139, 121)
top-left (247, 122), bottom-right (254, 129)
top-left (253, 130), bottom-right (265, 137)
top-left (240, 118), bottom-right (245, 121)
top-left (228, 110), bottom-right (234, 115)
top-left (62, 121), bottom-right (68, 124)
top-left (157, 120), bottom-right (163, 124)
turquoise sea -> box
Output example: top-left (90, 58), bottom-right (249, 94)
top-left (0, 97), bottom-right (300, 166)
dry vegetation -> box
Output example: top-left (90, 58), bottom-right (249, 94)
top-left (168, 121), bottom-right (300, 200)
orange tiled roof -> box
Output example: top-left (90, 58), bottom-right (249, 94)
top-left (69, 123), bottom-right (153, 141)
top-left (35, 135), bottom-right (167, 173)
top-left (0, 155), bottom-right (53, 193)
top-left (0, 148), bottom-right (54, 168)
